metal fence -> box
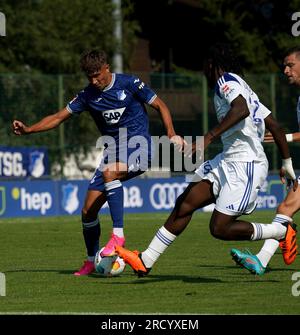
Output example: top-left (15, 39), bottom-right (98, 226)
top-left (1, 72), bottom-right (299, 178)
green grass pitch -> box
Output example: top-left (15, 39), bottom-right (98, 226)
top-left (0, 211), bottom-right (299, 314)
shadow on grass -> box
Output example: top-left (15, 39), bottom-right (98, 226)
top-left (4, 264), bottom-right (297, 285)
top-left (3, 268), bottom-right (224, 284)
top-left (120, 274), bottom-right (224, 284)
top-left (198, 264), bottom-right (299, 273)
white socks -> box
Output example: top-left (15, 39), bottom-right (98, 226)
top-left (250, 215), bottom-right (289, 241)
top-left (113, 227), bottom-right (124, 238)
top-left (256, 239), bottom-right (279, 267)
top-left (141, 226), bottom-right (177, 268)
top-left (255, 214), bottom-right (293, 267)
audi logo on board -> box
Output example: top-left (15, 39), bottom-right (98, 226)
top-left (149, 182), bottom-right (188, 210)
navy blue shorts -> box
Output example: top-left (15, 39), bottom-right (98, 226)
top-left (88, 143), bottom-right (153, 192)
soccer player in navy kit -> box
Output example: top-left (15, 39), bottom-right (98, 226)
top-left (12, 49), bottom-right (184, 276)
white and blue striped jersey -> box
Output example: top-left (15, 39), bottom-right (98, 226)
top-left (214, 72), bottom-right (271, 162)
top-left (66, 73), bottom-right (157, 142)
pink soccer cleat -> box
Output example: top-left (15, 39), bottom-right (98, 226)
top-left (100, 234), bottom-right (125, 257)
top-left (74, 260), bottom-right (95, 276)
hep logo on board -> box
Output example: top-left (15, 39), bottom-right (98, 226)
top-left (12, 187), bottom-right (52, 215)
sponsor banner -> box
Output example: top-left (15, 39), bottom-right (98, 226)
top-left (0, 146), bottom-right (49, 178)
top-left (0, 175), bottom-right (287, 218)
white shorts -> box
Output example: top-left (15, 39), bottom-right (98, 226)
top-left (195, 153), bottom-right (268, 216)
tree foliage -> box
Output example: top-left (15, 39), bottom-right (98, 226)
top-left (0, 0), bottom-right (140, 174)
top-left (0, 0), bottom-right (139, 73)
top-left (196, 0), bottom-right (300, 72)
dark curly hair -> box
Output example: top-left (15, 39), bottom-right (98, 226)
top-left (80, 49), bottom-right (108, 75)
top-left (204, 43), bottom-right (243, 87)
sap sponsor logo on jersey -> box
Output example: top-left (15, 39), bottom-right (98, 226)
top-left (102, 107), bottom-right (125, 125)
top-left (11, 187), bottom-right (52, 215)
top-left (0, 151), bottom-right (26, 177)
top-left (62, 183), bottom-right (79, 214)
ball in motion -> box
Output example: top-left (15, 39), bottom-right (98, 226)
top-left (94, 247), bottom-right (126, 277)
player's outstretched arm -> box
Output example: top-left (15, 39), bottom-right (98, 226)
top-left (264, 131), bottom-right (300, 143)
top-left (12, 107), bottom-right (71, 135)
top-left (150, 96), bottom-right (186, 150)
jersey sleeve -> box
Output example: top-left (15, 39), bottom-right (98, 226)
top-left (66, 89), bottom-right (87, 115)
top-left (259, 102), bottom-right (272, 119)
top-left (216, 73), bottom-right (242, 104)
top-left (128, 76), bottom-right (157, 105)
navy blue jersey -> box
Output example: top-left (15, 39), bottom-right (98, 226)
top-left (66, 73), bottom-right (157, 142)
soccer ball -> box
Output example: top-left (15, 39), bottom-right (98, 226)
top-left (94, 247), bottom-right (126, 277)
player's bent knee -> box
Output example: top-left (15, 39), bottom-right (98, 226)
top-left (209, 223), bottom-right (228, 240)
top-left (81, 208), bottom-right (98, 223)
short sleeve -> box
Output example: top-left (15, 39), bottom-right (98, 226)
top-left (66, 89), bottom-right (87, 115)
top-left (216, 73), bottom-right (242, 104)
top-left (259, 103), bottom-right (272, 119)
top-left (128, 76), bottom-right (157, 105)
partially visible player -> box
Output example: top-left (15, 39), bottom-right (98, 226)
top-left (115, 43), bottom-right (298, 277)
top-left (231, 46), bottom-right (300, 274)
top-left (12, 49), bottom-right (185, 276)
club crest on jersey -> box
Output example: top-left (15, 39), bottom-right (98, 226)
top-left (102, 107), bottom-right (125, 124)
top-left (222, 84), bottom-right (234, 98)
top-left (222, 84), bottom-right (230, 93)
top-left (117, 90), bottom-right (127, 101)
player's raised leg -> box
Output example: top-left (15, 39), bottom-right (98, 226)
top-left (74, 190), bottom-right (106, 276)
top-left (231, 186), bottom-right (299, 274)
top-left (116, 180), bottom-right (215, 276)
top-left (209, 209), bottom-right (292, 275)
